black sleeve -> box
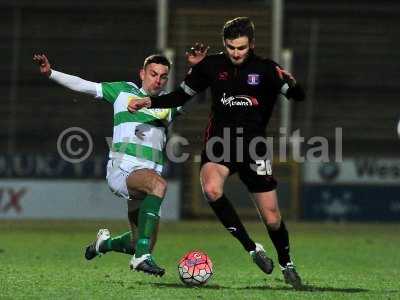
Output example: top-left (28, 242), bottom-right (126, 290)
top-left (286, 84), bottom-right (305, 101)
top-left (182, 57), bottom-right (211, 94)
top-left (150, 87), bottom-right (192, 108)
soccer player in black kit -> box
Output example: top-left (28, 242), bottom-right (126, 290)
top-left (128, 17), bottom-right (305, 288)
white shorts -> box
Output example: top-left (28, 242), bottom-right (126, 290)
top-left (106, 159), bottom-right (162, 200)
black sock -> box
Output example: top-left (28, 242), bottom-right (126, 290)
top-left (267, 221), bottom-right (291, 266)
top-left (208, 194), bottom-right (256, 252)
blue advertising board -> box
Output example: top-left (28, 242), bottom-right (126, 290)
top-left (302, 185), bottom-right (400, 221)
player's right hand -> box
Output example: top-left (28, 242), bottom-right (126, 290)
top-left (33, 54), bottom-right (51, 77)
top-left (127, 96), bottom-right (152, 113)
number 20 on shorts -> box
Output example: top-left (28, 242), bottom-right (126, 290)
top-left (255, 160), bottom-right (272, 176)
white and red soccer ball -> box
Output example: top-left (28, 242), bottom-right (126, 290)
top-left (178, 250), bottom-right (213, 286)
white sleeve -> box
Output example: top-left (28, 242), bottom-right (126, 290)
top-left (49, 69), bottom-right (102, 98)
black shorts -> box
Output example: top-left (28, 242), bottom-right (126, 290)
top-left (200, 138), bottom-right (277, 193)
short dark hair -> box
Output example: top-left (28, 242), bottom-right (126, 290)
top-left (222, 17), bottom-right (255, 42)
top-left (143, 54), bottom-right (171, 69)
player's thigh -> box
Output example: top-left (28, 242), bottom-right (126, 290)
top-left (126, 168), bottom-right (165, 190)
top-left (200, 162), bottom-right (230, 200)
top-left (126, 168), bottom-right (167, 196)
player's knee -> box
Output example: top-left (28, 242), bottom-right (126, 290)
top-left (202, 183), bottom-right (223, 201)
top-left (266, 217), bottom-right (282, 230)
top-left (149, 176), bottom-right (167, 198)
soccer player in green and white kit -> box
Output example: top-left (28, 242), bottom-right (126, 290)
top-left (33, 52), bottom-right (197, 276)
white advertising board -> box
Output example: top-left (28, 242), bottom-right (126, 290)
top-left (304, 158), bottom-right (400, 185)
top-left (0, 179), bottom-right (180, 220)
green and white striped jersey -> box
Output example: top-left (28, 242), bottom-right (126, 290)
top-left (96, 81), bottom-right (180, 172)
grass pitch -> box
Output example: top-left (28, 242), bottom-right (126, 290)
top-left (0, 220), bottom-right (399, 299)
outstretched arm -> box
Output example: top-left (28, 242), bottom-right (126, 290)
top-left (33, 54), bottom-right (99, 97)
top-left (127, 88), bottom-right (190, 112)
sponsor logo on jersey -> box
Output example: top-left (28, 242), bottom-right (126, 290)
top-left (218, 71), bottom-right (229, 80)
top-left (146, 108), bottom-right (170, 120)
top-left (247, 73), bottom-right (260, 85)
top-left (220, 93), bottom-right (259, 107)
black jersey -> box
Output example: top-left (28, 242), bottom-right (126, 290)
top-left (183, 51), bottom-right (288, 136)
top-left (150, 51), bottom-right (304, 140)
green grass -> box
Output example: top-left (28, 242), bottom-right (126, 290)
top-left (0, 220), bottom-right (399, 299)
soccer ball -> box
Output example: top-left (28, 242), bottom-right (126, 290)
top-left (178, 250), bottom-right (213, 286)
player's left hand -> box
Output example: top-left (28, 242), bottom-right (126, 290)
top-left (127, 96), bottom-right (151, 113)
top-left (186, 42), bottom-right (209, 67)
top-left (33, 54), bottom-right (52, 77)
